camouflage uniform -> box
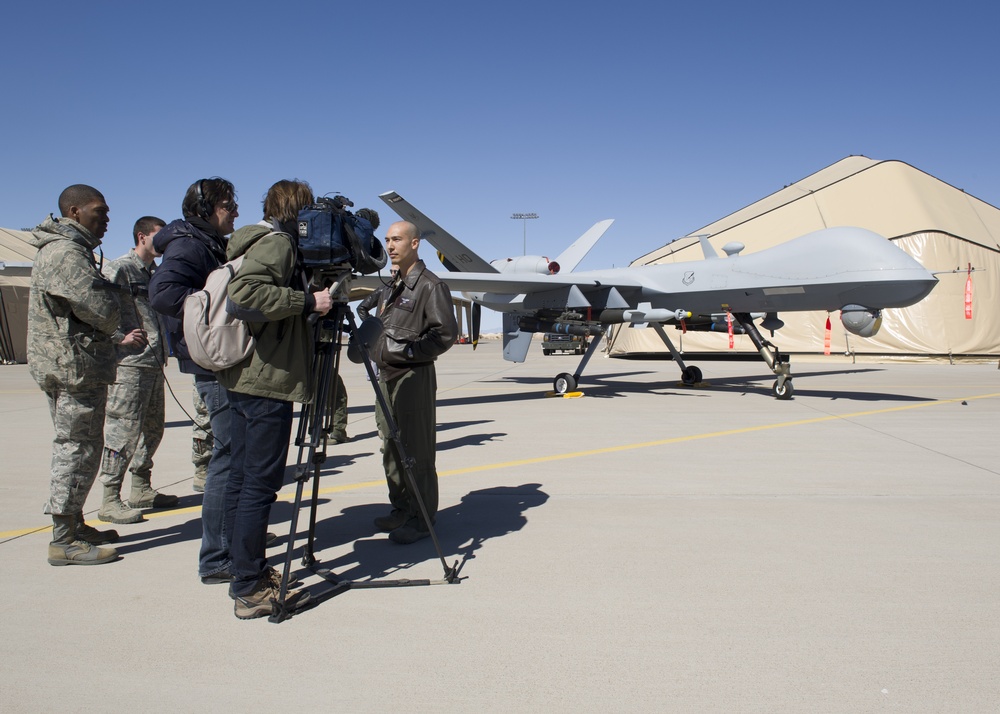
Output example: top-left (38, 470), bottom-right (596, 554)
top-left (28, 216), bottom-right (122, 516)
top-left (98, 250), bottom-right (168, 495)
top-left (191, 387), bottom-right (212, 491)
top-left (329, 373), bottom-right (349, 442)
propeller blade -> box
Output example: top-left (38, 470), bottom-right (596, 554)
top-left (472, 303), bottom-right (481, 350)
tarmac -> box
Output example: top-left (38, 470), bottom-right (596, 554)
top-left (2, 341), bottom-right (999, 712)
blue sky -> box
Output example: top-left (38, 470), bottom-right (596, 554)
top-left (3, 1), bottom-right (997, 329)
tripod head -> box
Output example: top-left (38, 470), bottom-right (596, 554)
top-left (308, 266), bottom-right (356, 305)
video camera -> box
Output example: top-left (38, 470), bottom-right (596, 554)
top-left (297, 195), bottom-right (387, 275)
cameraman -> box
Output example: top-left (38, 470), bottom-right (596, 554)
top-left (147, 177), bottom-right (238, 585)
top-left (217, 179), bottom-right (331, 619)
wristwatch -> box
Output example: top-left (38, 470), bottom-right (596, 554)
top-left (406, 344), bottom-right (414, 359)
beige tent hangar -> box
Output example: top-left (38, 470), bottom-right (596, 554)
top-left (0, 228), bottom-right (35, 364)
top-left (608, 156), bottom-right (1000, 362)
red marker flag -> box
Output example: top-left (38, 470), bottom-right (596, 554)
top-left (726, 310), bottom-right (734, 349)
top-left (824, 315), bottom-right (832, 355)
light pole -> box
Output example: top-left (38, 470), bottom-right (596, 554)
top-left (510, 212), bottom-right (538, 255)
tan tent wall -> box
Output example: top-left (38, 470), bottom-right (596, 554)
top-left (609, 158), bottom-right (1000, 361)
top-left (0, 228), bottom-right (35, 364)
top-left (0, 284), bottom-right (29, 364)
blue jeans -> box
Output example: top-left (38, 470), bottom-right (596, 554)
top-left (225, 391), bottom-right (293, 597)
top-left (195, 375), bottom-right (232, 578)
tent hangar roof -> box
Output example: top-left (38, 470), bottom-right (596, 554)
top-left (635, 156), bottom-right (1000, 266)
top-left (612, 156), bottom-right (1000, 359)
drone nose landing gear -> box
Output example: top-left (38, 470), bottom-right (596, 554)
top-left (731, 312), bottom-right (793, 399)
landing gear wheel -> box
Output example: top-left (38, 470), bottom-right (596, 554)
top-left (772, 379), bottom-right (793, 400)
top-left (681, 365), bottom-right (703, 385)
top-left (554, 373), bottom-right (577, 394)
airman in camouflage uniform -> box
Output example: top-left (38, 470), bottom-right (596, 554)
top-left (28, 185), bottom-right (146, 566)
top-left (192, 389), bottom-right (211, 492)
top-left (97, 216), bottom-right (179, 524)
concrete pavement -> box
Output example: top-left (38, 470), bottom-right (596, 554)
top-left (2, 343), bottom-right (999, 712)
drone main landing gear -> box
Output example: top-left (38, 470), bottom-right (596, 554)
top-left (649, 323), bottom-right (703, 386)
top-left (552, 331), bottom-right (605, 394)
top-left (649, 316), bottom-right (792, 399)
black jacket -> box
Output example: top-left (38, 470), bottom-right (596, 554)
top-left (148, 218), bottom-right (227, 375)
top-left (373, 260), bottom-right (458, 382)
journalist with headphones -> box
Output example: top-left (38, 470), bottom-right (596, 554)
top-left (148, 177), bottom-right (240, 585)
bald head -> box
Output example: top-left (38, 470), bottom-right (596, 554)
top-left (385, 221), bottom-right (421, 275)
top-left (388, 221), bottom-right (419, 240)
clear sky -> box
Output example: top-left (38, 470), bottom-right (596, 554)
top-left (3, 1), bottom-right (997, 330)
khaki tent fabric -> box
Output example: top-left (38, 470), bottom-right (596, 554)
top-left (0, 228), bottom-right (35, 364)
top-left (608, 157), bottom-right (1000, 361)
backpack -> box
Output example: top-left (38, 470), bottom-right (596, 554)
top-left (182, 255), bottom-right (255, 371)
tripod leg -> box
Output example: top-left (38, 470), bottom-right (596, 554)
top-left (271, 310), bottom-right (346, 621)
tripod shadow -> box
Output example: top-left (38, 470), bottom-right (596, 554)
top-left (284, 447), bottom-right (373, 485)
top-left (307, 483), bottom-right (549, 585)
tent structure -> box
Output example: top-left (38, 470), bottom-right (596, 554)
top-left (0, 228), bottom-right (35, 364)
top-left (608, 156), bottom-right (1000, 362)
top-left (0, 226), bottom-right (478, 365)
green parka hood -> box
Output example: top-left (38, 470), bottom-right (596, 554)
top-left (226, 220), bottom-right (278, 261)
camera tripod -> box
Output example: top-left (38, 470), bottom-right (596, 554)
top-left (269, 272), bottom-right (461, 623)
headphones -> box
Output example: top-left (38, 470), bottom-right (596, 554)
top-left (195, 179), bottom-right (212, 219)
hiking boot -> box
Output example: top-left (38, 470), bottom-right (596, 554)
top-left (228, 566), bottom-right (301, 600)
top-left (201, 568), bottom-right (233, 585)
top-left (374, 509), bottom-right (407, 533)
top-left (74, 514), bottom-right (119, 544)
top-left (48, 515), bottom-right (118, 566)
top-left (127, 474), bottom-right (179, 510)
top-left (98, 485), bottom-right (143, 524)
top-left (234, 575), bottom-right (311, 620)
top-left (48, 541), bottom-right (119, 566)
top-left (388, 518), bottom-right (431, 545)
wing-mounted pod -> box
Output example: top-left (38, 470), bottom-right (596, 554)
top-left (840, 305), bottom-right (883, 338)
top-left (491, 256), bottom-right (560, 275)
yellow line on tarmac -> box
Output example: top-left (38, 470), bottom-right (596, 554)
top-left (3, 391), bottom-right (997, 541)
top-left (439, 392), bottom-right (1000, 476)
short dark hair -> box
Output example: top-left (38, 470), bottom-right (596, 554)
top-left (133, 216), bottom-right (166, 245)
top-left (181, 177), bottom-right (236, 220)
top-left (58, 184), bottom-right (105, 217)
top-left (263, 179), bottom-right (314, 223)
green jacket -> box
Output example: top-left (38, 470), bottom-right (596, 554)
top-left (27, 216), bottom-right (122, 391)
top-left (216, 222), bottom-right (314, 403)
